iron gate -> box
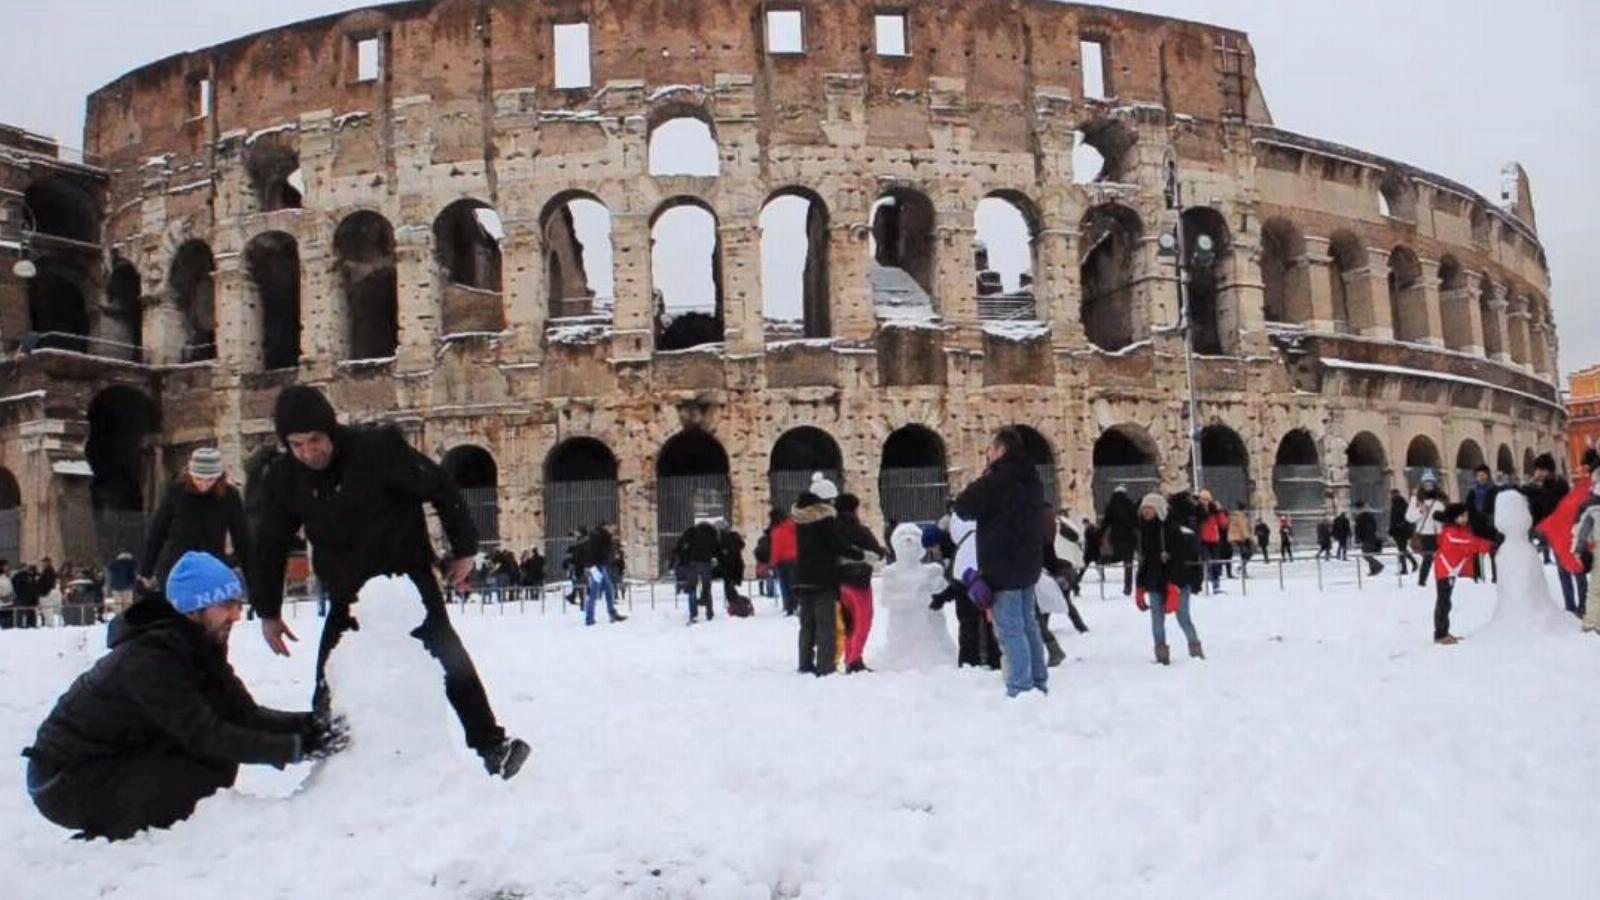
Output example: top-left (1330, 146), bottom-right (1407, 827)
top-left (457, 486), bottom-right (501, 550)
top-left (545, 478), bottom-right (620, 579)
top-left (657, 473), bottom-right (732, 574)
top-left (1195, 466), bottom-right (1251, 512)
top-left (1347, 466), bottom-right (1392, 531)
top-left (0, 508), bottom-right (18, 566)
top-left (769, 468), bottom-right (843, 513)
top-left (1272, 465), bottom-right (1327, 543)
top-left (1092, 465), bottom-right (1162, 515)
top-left (878, 466), bottom-right (948, 527)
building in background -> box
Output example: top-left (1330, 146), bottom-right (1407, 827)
top-left (1566, 364), bottom-right (1600, 470)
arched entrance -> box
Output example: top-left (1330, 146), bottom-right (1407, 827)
top-left (1405, 435), bottom-right (1443, 491)
top-left (1454, 439), bottom-right (1486, 499)
top-left (1092, 425), bottom-right (1160, 514)
top-left (0, 467), bottom-right (20, 566)
top-left (657, 431), bottom-right (732, 573)
top-left (1496, 444), bottom-right (1516, 478)
top-left (1346, 432), bottom-right (1390, 526)
top-left (1198, 425), bottom-right (1251, 511)
top-left (544, 438), bottom-right (620, 577)
top-left (441, 445), bottom-right (499, 550)
top-left (769, 427), bottom-right (843, 512)
top-left (1272, 429), bottom-right (1325, 541)
top-left (878, 426), bottom-right (948, 527)
top-left (86, 387), bottom-right (159, 563)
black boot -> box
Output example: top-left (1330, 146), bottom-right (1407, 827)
top-left (480, 738), bottom-right (531, 780)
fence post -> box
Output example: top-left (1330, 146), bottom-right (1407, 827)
top-left (1315, 555), bottom-right (1323, 592)
top-left (1278, 558), bottom-right (1285, 592)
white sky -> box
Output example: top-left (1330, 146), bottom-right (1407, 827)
top-left (2, 0), bottom-right (1594, 375)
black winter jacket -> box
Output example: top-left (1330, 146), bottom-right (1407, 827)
top-left (836, 512), bottom-right (887, 589)
top-left (142, 477), bottom-right (252, 583)
top-left (791, 496), bottom-right (863, 592)
top-left (1103, 492), bottom-right (1140, 553)
top-left (678, 522), bottom-right (721, 564)
top-left (1388, 494), bottom-right (1414, 539)
top-left (1331, 514), bottom-right (1351, 543)
top-left (25, 598), bottom-right (307, 770)
top-left (1354, 510), bottom-right (1381, 550)
top-left (249, 424), bottom-right (478, 618)
top-left (954, 452), bottom-right (1046, 590)
top-left (719, 530), bottom-right (746, 581)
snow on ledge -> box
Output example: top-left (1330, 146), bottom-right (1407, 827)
top-left (1319, 358), bottom-right (1563, 411)
top-left (546, 323), bottom-right (612, 345)
top-left (981, 320), bottom-right (1050, 341)
top-left (51, 459), bottom-right (93, 477)
top-left (0, 389), bottom-right (45, 405)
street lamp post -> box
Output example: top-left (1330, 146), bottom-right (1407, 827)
top-left (1160, 158), bottom-right (1212, 495)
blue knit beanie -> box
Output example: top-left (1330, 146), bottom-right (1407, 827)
top-left (921, 524), bottom-right (944, 549)
top-left (165, 552), bottom-right (243, 614)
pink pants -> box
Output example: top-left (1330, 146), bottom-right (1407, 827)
top-left (840, 584), bottom-right (874, 666)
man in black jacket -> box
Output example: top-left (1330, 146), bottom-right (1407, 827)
top-left (141, 446), bottom-right (252, 588)
top-left (676, 518), bottom-right (722, 623)
top-left (1388, 488), bottom-right (1418, 575)
top-left (1353, 501), bottom-right (1385, 577)
top-left (954, 427), bottom-right (1049, 697)
top-left (791, 473), bottom-right (863, 675)
top-left (1331, 511), bottom-right (1352, 561)
top-left (23, 552), bottom-right (344, 840)
top-left (1102, 486), bottom-right (1139, 596)
top-left (248, 386), bottom-right (528, 779)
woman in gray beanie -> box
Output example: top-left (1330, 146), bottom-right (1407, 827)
top-left (140, 446), bottom-right (252, 589)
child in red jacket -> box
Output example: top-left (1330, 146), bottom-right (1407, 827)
top-left (1432, 503), bottom-right (1495, 645)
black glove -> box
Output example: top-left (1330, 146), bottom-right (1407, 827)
top-left (300, 713), bottom-right (351, 762)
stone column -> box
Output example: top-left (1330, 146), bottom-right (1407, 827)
top-left (394, 223), bottom-right (438, 372)
top-left (499, 232), bottom-right (543, 356)
top-left (212, 250), bottom-right (256, 372)
top-left (299, 228), bottom-right (341, 378)
top-left (1039, 220), bottom-right (1083, 349)
top-left (1486, 285), bottom-right (1511, 364)
top-left (609, 209), bottom-right (652, 363)
top-left (1225, 244), bottom-right (1261, 355)
top-left (1302, 237), bottom-right (1337, 331)
top-left (1353, 248), bottom-right (1391, 339)
top-left (1416, 258), bottom-right (1444, 348)
top-left (938, 214), bottom-right (979, 351)
top-left (719, 220), bottom-right (761, 354)
top-left (1460, 272), bottom-right (1487, 357)
top-left (1507, 300), bottom-right (1531, 371)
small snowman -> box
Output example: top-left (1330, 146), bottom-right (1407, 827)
top-left (1483, 490), bottom-right (1571, 638)
top-left (875, 523), bottom-right (957, 671)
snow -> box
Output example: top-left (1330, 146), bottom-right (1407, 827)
top-left (3, 564), bottom-right (1598, 899)
top-left (981, 319), bottom-right (1050, 341)
top-left (48, 459), bottom-right (92, 477)
top-left (1320, 357), bottom-right (1561, 411)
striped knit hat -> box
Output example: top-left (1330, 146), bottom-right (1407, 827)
top-left (189, 447), bottom-right (224, 480)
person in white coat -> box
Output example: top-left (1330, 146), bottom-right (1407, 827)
top-left (1406, 470), bottom-right (1448, 588)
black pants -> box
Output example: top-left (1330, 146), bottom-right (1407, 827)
top-left (27, 753), bottom-right (236, 841)
top-left (315, 570), bottom-right (505, 754)
top-left (955, 595), bottom-right (1001, 669)
top-left (1336, 540), bottom-right (1349, 561)
top-left (1434, 577), bottom-right (1455, 640)
top-left (795, 588), bottom-right (837, 675)
top-left (1360, 541), bottom-right (1384, 575)
top-left (1416, 535), bottom-right (1439, 587)
top-left (1393, 535), bottom-right (1417, 574)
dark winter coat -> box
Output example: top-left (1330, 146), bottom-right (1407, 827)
top-left (1316, 522), bottom-right (1333, 548)
top-left (953, 452), bottom-right (1046, 591)
top-left (106, 557), bottom-right (138, 592)
top-left (1166, 495), bottom-right (1205, 592)
top-left (791, 495), bottom-right (863, 592)
top-left (1466, 482), bottom-right (1501, 539)
top-left (1388, 494), bottom-right (1415, 541)
top-left (678, 522), bottom-right (721, 564)
top-left (718, 530), bottom-right (746, 582)
top-left (1354, 510), bottom-right (1381, 551)
top-left (1331, 514), bottom-right (1352, 544)
top-left (248, 424), bottom-right (478, 618)
top-left (588, 528), bottom-right (615, 568)
top-left (1103, 492), bottom-right (1140, 556)
top-left (141, 476), bottom-right (252, 584)
top-left (24, 598), bottom-right (306, 771)
top-left (1082, 523), bottom-right (1103, 565)
top-left (1135, 515), bottom-right (1192, 595)
top-left (12, 570), bottom-right (39, 609)
top-left (1526, 476), bottom-right (1568, 527)
top-left (836, 511), bottom-right (887, 589)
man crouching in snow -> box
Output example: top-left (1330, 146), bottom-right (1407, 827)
top-left (22, 552), bottom-right (347, 840)
top-left (250, 386), bottom-right (529, 779)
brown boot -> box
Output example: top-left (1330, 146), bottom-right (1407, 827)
top-left (1154, 643), bottom-right (1170, 665)
top-left (1188, 640), bottom-right (1205, 660)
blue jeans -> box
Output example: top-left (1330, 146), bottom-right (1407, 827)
top-left (584, 568), bottom-right (620, 625)
top-left (992, 586), bottom-right (1048, 697)
top-left (689, 561), bottom-right (716, 620)
top-left (1557, 568), bottom-right (1588, 615)
top-left (1150, 585), bottom-right (1200, 648)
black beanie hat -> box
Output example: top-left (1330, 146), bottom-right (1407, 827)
top-left (274, 386), bottom-right (339, 444)
top-left (1533, 452), bottom-right (1557, 473)
top-left (836, 493), bottom-right (861, 514)
top-left (1434, 502), bottom-right (1470, 524)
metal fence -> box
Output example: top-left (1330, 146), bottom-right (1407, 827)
top-left (878, 466), bottom-right (949, 527)
top-left (544, 478), bottom-right (619, 571)
top-left (0, 509), bottom-right (18, 566)
top-left (656, 474), bottom-right (732, 573)
top-left (769, 468), bottom-right (843, 513)
top-left (1271, 465), bottom-right (1327, 543)
top-left (1092, 465), bottom-right (1162, 514)
top-left (24, 331), bottom-right (145, 363)
top-left (1348, 466), bottom-right (1391, 530)
top-left (457, 486), bottom-right (500, 550)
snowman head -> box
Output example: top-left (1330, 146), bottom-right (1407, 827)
top-left (1495, 489), bottom-right (1533, 535)
top-left (890, 523), bottom-right (925, 566)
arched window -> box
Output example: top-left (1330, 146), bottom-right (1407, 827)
top-left (540, 192), bottom-right (614, 321)
top-left (870, 188), bottom-right (937, 316)
top-left (1079, 203), bottom-right (1142, 351)
top-left (168, 240), bottom-right (216, 362)
top-left (105, 259), bottom-right (143, 360)
top-left (434, 199), bottom-right (504, 337)
top-left (1378, 171), bottom-right (1417, 221)
top-left (1455, 439), bottom-right (1486, 499)
top-left (334, 211), bottom-right (399, 360)
top-left (1011, 425), bottom-right (1059, 504)
top-left (1386, 246), bottom-right (1426, 343)
top-left (648, 113), bottom-right (719, 177)
top-left (974, 193), bottom-right (1040, 321)
top-left (879, 425), bottom-right (948, 526)
top-left (652, 199), bottom-right (724, 351)
top-left (442, 446), bottom-right (499, 550)
top-left (1071, 119), bottom-right (1136, 185)
top-left (27, 257), bottom-right (92, 351)
top-left (1496, 445), bottom-right (1516, 477)
top-left (0, 466), bottom-right (19, 567)
top-left (244, 232), bottom-right (301, 371)
top-left (1326, 231), bottom-right (1366, 334)
top-left (23, 176), bottom-right (100, 243)
top-left (760, 189), bottom-right (831, 339)
top-left (657, 430), bottom-right (732, 572)
top-left (86, 386), bottom-right (159, 562)
top-left (1198, 424), bottom-right (1251, 510)
top-left (769, 427), bottom-right (844, 511)
top-left (544, 438), bottom-right (620, 572)
top-left (1182, 207), bottom-right (1232, 355)
top-left (1260, 218), bottom-right (1309, 325)
top-left (1091, 425), bottom-right (1160, 514)
top-left (1346, 432), bottom-right (1390, 522)
top-left (1438, 255), bottom-right (1470, 351)
top-left (243, 135), bottom-right (303, 212)
top-left (1273, 429), bottom-right (1326, 539)
top-left (1404, 435), bottom-right (1443, 491)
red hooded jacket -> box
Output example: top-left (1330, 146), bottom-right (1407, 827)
top-left (769, 518), bottom-right (798, 566)
top-left (1433, 523), bottom-right (1494, 582)
top-left (1535, 475), bottom-right (1592, 575)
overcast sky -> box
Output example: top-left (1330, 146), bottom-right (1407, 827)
top-left (2, 1), bottom-right (1594, 376)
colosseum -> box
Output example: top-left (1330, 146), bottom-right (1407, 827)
top-left (0, 0), bottom-right (1567, 574)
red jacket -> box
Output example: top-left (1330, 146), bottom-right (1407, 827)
top-left (770, 519), bottom-right (798, 566)
top-left (1199, 509), bottom-right (1228, 545)
top-left (1535, 476), bottom-right (1592, 575)
top-left (1433, 523), bottom-right (1494, 581)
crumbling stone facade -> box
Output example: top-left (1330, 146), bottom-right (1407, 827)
top-left (0, 1), bottom-right (1566, 571)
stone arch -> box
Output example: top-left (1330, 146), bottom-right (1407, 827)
top-left (86, 386), bottom-right (160, 560)
top-left (870, 187), bottom-right (938, 308)
top-left (1092, 424), bottom-right (1160, 513)
top-left (27, 256), bottom-right (93, 349)
top-left (1386, 246), bottom-right (1426, 343)
top-left (1478, 275), bottom-right (1504, 358)
top-left (652, 197), bottom-right (725, 351)
top-left (105, 257), bottom-right (143, 356)
top-left (648, 107), bottom-right (719, 177)
top-left (433, 199), bottom-right (504, 335)
top-left (544, 437), bottom-right (621, 572)
top-left (1273, 428), bottom-right (1326, 534)
top-left (1260, 218), bottom-right (1310, 325)
top-left (244, 231), bottom-right (301, 371)
top-left (1198, 423), bottom-right (1251, 510)
top-left (243, 134), bottom-right (303, 212)
top-left (168, 240), bottom-right (217, 362)
top-left (878, 425), bottom-right (949, 527)
top-left (1079, 202), bottom-right (1143, 351)
top-left (442, 445), bottom-right (499, 550)
top-left (23, 176), bottom-right (100, 244)
top-left (1496, 444), bottom-right (1516, 477)
top-left (974, 191), bottom-right (1040, 319)
top-left (1346, 431), bottom-right (1390, 518)
top-left (1404, 434), bottom-right (1443, 490)
top-left (334, 210), bottom-right (399, 360)
top-left (1437, 255), bottom-right (1471, 351)
top-left (1182, 207), bottom-right (1234, 355)
top-left (540, 190), bottom-right (614, 320)
top-left (769, 426), bottom-right (844, 511)
top-left (1326, 230), bottom-right (1366, 334)
top-left (760, 187), bottom-right (831, 339)
top-left (657, 430), bottom-right (733, 572)
top-left (1455, 438), bottom-right (1486, 499)
top-left (1072, 117), bottom-right (1137, 184)
top-left (1523, 448), bottom-right (1536, 478)
top-left (1377, 170), bottom-right (1417, 221)
top-left (0, 466), bottom-right (18, 566)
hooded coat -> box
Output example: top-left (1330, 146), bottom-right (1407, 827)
top-left (25, 597), bottom-right (307, 770)
top-left (790, 494), bottom-right (863, 592)
top-left (248, 391), bottom-right (478, 618)
top-left (1103, 490), bottom-right (1140, 556)
top-left (952, 451), bottom-right (1046, 591)
top-left (141, 475), bottom-right (252, 585)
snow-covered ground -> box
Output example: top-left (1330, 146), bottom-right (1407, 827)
top-left (3, 563), bottom-right (1597, 900)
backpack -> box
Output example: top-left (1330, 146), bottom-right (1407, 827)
top-left (727, 594), bottom-right (754, 618)
top-left (753, 533), bottom-right (772, 565)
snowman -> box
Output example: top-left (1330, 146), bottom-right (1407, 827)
top-left (875, 523), bottom-right (957, 671)
top-left (1483, 490), bottom-right (1570, 637)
